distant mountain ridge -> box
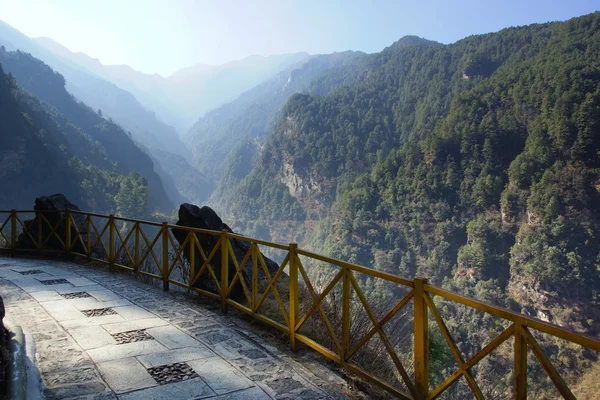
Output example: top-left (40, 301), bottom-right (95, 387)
top-left (34, 35), bottom-right (310, 132)
top-left (0, 48), bottom-right (169, 215)
top-left (0, 20), bottom-right (215, 206)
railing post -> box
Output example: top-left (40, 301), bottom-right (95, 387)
top-left (341, 267), bottom-right (351, 364)
top-left (220, 229), bottom-right (229, 313)
top-left (134, 222), bottom-right (140, 271)
top-left (251, 243), bottom-right (258, 313)
top-left (162, 222), bottom-right (169, 291)
top-left (36, 211), bottom-right (42, 249)
top-left (188, 232), bottom-right (195, 288)
top-left (289, 243), bottom-right (298, 352)
top-left (514, 322), bottom-right (527, 399)
top-left (86, 216), bottom-right (92, 259)
top-left (65, 209), bottom-right (72, 253)
top-left (10, 210), bottom-right (17, 255)
top-left (414, 277), bottom-right (429, 400)
top-left (108, 214), bottom-right (115, 271)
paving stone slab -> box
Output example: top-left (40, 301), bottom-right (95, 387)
top-left (101, 317), bottom-right (170, 334)
top-left (187, 357), bottom-right (255, 395)
top-left (28, 290), bottom-right (64, 302)
top-left (211, 386), bottom-right (272, 400)
top-left (146, 325), bottom-right (201, 349)
top-left (69, 297), bottom-right (133, 311)
top-left (43, 303), bottom-right (86, 321)
top-left (136, 346), bottom-right (215, 368)
top-left (55, 284), bottom-right (107, 294)
top-left (112, 305), bottom-right (156, 320)
top-left (60, 314), bottom-right (125, 330)
top-left (118, 377), bottom-right (215, 400)
top-left (69, 326), bottom-right (117, 349)
top-left (96, 357), bottom-right (157, 394)
top-left (87, 340), bottom-right (167, 363)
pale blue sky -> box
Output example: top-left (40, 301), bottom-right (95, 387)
top-left (0, 0), bottom-right (598, 76)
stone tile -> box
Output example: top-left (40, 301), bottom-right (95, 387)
top-left (65, 276), bottom-right (97, 287)
top-left (96, 357), bottom-right (157, 394)
top-left (111, 305), bottom-right (156, 321)
top-left (87, 340), bottom-right (167, 363)
top-left (69, 297), bottom-right (132, 311)
top-left (211, 386), bottom-right (271, 399)
top-left (86, 289), bottom-right (125, 302)
top-left (42, 366), bottom-right (100, 388)
top-left (117, 377), bottom-right (214, 400)
top-left (192, 328), bottom-right (235, 345)
top-left (60, 314), bottom-right (125, 330)
top-left (43, 381), bottom-right (109, 399)
top-left (43, 303), bottom-right (86, 321)
top-left (146, 325), bottom-right (201, 349)
top-left (28, 290), bottom-right (63, 302)
top-left (55, 284), bottom-right (106, 294)
top-left (212, 337), bottom-right (261, 360)
top-left (101, 318), bottom-right (169, 334)
top-left (136, 346), bottom-right (216, 368)
top-left (187, 357), bottom-right (254, 395)
top-left (68, 326), bottom-right (117, 350)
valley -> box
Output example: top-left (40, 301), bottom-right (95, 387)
top-left (0, 7), bottom-right (599, 398)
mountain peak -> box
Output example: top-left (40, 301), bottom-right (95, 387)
top-left (388, 35), bottom-right (440, 50)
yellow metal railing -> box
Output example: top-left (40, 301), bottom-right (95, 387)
top-left (1, 209), bottom-right (599, 399)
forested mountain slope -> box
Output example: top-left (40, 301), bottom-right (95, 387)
top-left (0, 48), bottom-right (173, 214)
top-left (0, 21), bottom-right (190, 162)
top-left (213, 14), bottom-right (600, 396)
top-left (0, 21), bottom-right (216, 206)
top-left (0, 63), bottom-right (152, 216)
top-left (184, 51), bottom-right (370, 183)
top-left (219, 13), bottom-right (600, 340)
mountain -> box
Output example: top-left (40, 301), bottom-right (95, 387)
top-left (0, 47), bottom-right (173, 214)
top-left (166, 53), bottom-right (310, 129)
top-left (184, 50), bottom-right (370, 183)
top-left (33, 36), bottom-right (186, 133)
top-left (0, 21), bottom-right (190, 161)
top-left (0, 20), bottom-right (216, 206)
top-left (34, 36), bottom-right (310, 132)
top-left (0, 62), bottom-right (83, 209)
top-left (215, 15), bottom-right (600, 397)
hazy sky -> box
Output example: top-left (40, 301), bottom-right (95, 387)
top-left (1, 0), bottom-right (598, 76)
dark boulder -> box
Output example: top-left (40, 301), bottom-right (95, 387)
top-left (172, 204), bottom-right (282, 299)
top-left (16, 194), bottom-right (88, 253)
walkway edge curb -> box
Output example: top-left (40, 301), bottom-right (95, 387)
top-left (4, 317), bottom-right (26, 400)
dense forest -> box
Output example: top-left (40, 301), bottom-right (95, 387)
top-left (184, 50), bottom-right (368, 183)
top-left (0, 48), bottom-right (168, 217)
top-left (214, 13), bottom-right (600, 396)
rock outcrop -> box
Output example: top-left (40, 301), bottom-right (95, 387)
top-left (172, 204), bottom-right (282, 299)
top-left (16, 194), bottom-right (88, 253)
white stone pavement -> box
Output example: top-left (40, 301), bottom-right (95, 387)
top-left (0, 257), bottom-right (355, 400)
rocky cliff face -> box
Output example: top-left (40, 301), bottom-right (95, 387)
top-left (16, 194), bottom-right (90, 254)
top-left (172, 204), bottom-right (283, 299)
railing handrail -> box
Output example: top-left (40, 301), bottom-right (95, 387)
top-left (1, 208), bottom-right (598, 399)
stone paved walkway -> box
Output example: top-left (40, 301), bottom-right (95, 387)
top-left (0, 257), bottom-right (354, 400)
